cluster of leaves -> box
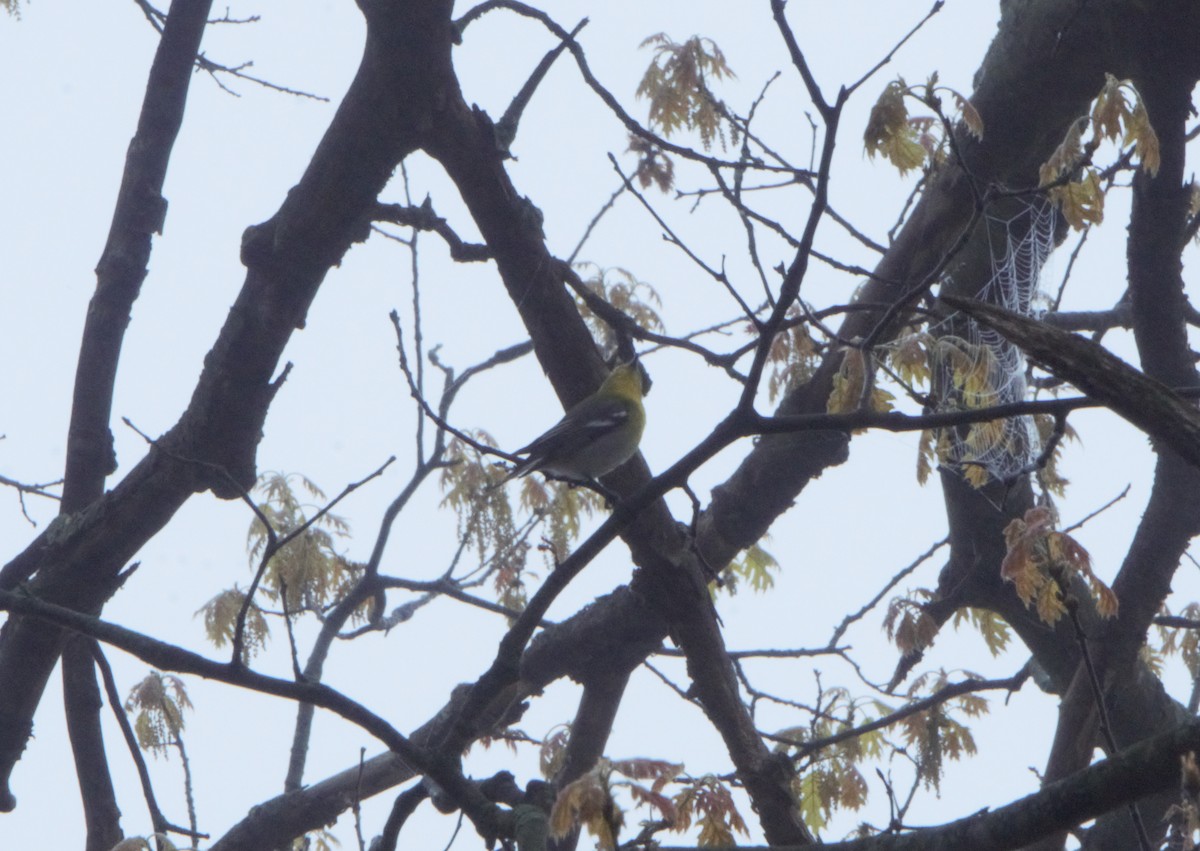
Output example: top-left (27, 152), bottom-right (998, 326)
top-left (826, 348), bottom-right (896, 420)
top-left (441, 431), bottom-right (536, 612)
top-left (774, 690), bottom-right (883, 835)
top-left (951, 606), bottom-right (1014, 657)
top-left (672, 774), bottom-right (750, 846)
top-left (441, 431), bottom-right (621, 611)
top-left (770, 668), bottom-right (993, 835)
top-left (549, 758), bottom-right (683, 848)
top-left (884, 589), bottom-right (939, 657)
top-left (887, 591), bottom-right (1014, 660)
top-left (1039, 74), bottom-right (1161, 229)
top-left (766, 312), bottom-right (822, 403)
top-left (888, 332), bottom-right (932, 389)
top-left (124, 671), bottom-right (192, 758)
top-left (892, 333), bottom-right (1046, 491)
top-left (246, 473), bottom-right (358, 613)
top-left (1151, 602), bottom-right (1200, 680)
top-left (574, 264), bottom-right (665, 358)
top-left (897, 671), bottom-right (985, 792)
top-left (1166, 752), bottom-right (1200, 850)
top-left (781, 674), bottom-right (985, 814)
top-left (864, 73), bottom-right (983, 176)
top-left (197, 473), bottom-right (361, 659)
top-left (196, 587), bottom-right (269, 662)
top-left (720, 542), bottom-right (781, 595)
top-left (1001, 506), bottom-right (1118, 625)
top-left (928, 335), bottom-right (1032, 488)
top-left (627, 135), bottom-right (676, 193)
top-left (540, 726), bottom-right (747, 848)
top-left (637, 33), bottom-right (735, 150)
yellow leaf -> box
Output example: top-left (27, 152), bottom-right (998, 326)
top-left (550, 766), bottom-right (620, 847)
top-left (826, 349), bottom-right (866, 415)
top-left (964, 419), bottom-right (1004, 453)
top-left (887, 132), bottom-right (930, 175)
top-left (864, 80), bottom-right (930, 176)
top-left (1093, 581), bottom-right (1120, 619)
top-left (916, 429), bottom-right (935, 485)
top-left (962, 463), bottom-right (990, 489)
top-left (1001, 537), bottom-right (1044, 606)
top-left (1040, 117), bottom-right (1088, 187)
top-left (798, 771), bottom-right (828, 834)
top-left (864, 80), bottom-right (909, 159)
top-left (1127, 99), bottom-right (1160, 176)
top-left (954, 92), bottom-right (984, 140)
top-left (637, 34), bottom-right (735, 151)
top-left (1051, 168), bottom-right (1104, 230)
top-left (1090, 73), bottom-right (1126, 141)
top-left (890, 334), bottom-right (931, 386)
top-left (1034, 580), bottom-right (1067, 626)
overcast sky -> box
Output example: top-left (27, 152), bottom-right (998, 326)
top-left (1, 2), bottom-right (1192, 848)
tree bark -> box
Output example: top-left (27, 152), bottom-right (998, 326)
top-left (0, 0), bottom-right (453, 810)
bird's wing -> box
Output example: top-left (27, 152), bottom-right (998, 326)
top-left (517, 395), bottom-right (631, 458)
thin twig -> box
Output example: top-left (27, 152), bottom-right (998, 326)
top-left (828, 538), bottom-right (949, 647)
top-left (231, 459), bottom-right (394, 664)
top-left (844, 1), bottom-right (945, 97)
top-left (1062, 485), bottom-right (1131, 534)
top-left (773, 670), bottom-right (1027, 759)
top-left (495, 19), bottom-right (588, 148)
top-left (608, 154), bottom-right (757, 322)
top-left (568, 183), bottom-right (626, 265)
top-left (353, 748), bottom-right (368, 851)
top-left (464, 1), bottom-right (800, 174)
top-left (194, 53), bottom-right (329, 101)
top-left (1065, 602), bottom-right (1152, 850)
top-left (769, 0), bottom-right (831, 119)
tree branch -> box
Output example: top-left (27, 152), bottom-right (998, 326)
top-left (654, 716), bottom-right (1200, 851)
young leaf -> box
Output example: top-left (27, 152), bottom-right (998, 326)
top-left (550, 761), bottom-right (624, 850)
top-left (125, 672), bottom-right (192, 758)
top-left (864, 80), bottom-right (927, 175)
top-left (673, 775), bottom-right (749, 847)
top-left (637, 34), bottom-right (735, 150)
top-left (196, 587), bottom-right (269, 661)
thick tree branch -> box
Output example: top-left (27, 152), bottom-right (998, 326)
top-left (1054, 47), bottom-right (1200, 849)
top-left (61, 0), bottom-right (213, 514)
top-left (0, 0), bottom-right (452, 811)
top-left (54, 2), bottom-right (213, 839)
top-left (372, 200), bottom-right (491, 262)
top-left (654, 715), bottom-right (1200, 851)
top-left (0, 587), bottom-right (508, 842)
top-left (943, 296), bottom-right (1200, 470)
top-left (62, 638), bottom-right (124, 851)
top-left (208, 586), bottom-right (666, 850)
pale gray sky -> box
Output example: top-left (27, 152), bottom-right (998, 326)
top-left (1, 2), bottom-right (1189, 848)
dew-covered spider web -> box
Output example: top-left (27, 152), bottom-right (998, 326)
top-left (927, 199), bottom-right (1059, 485)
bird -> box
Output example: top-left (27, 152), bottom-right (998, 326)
top-left (498, 360), bottom-right (647, 486)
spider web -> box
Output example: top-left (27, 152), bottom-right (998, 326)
top-left (929, 200), bottom-right (1059, 484)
